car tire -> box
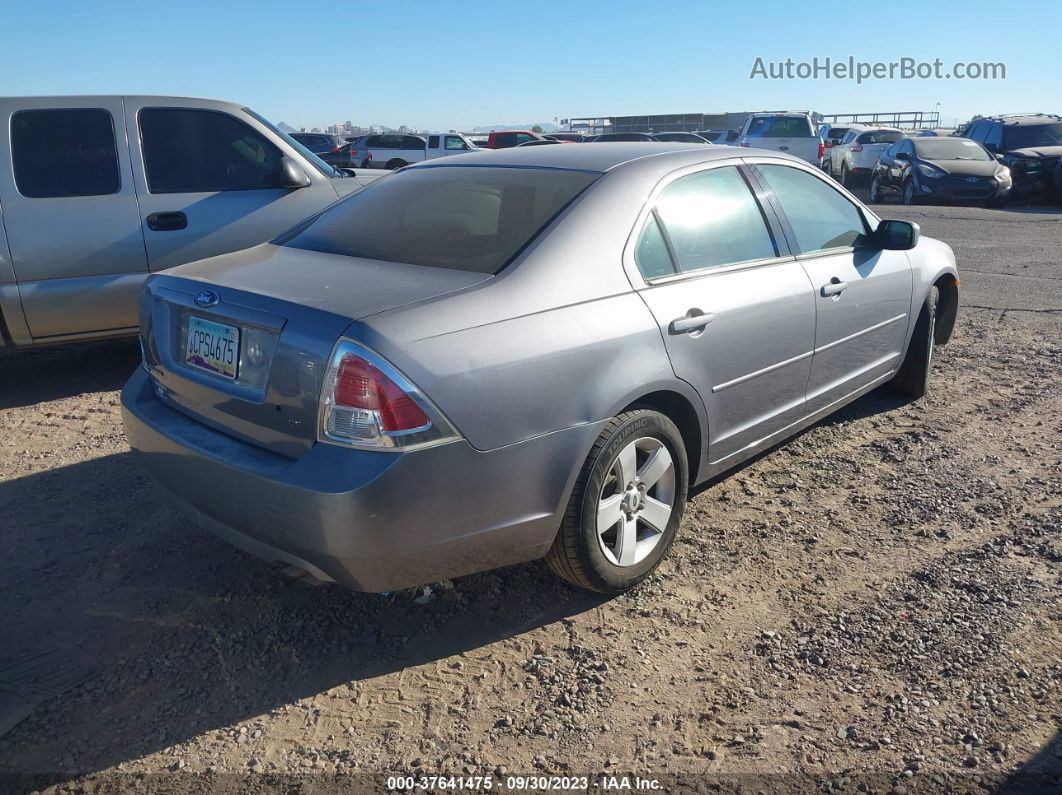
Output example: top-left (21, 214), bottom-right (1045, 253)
top-left (546, 410), bottom-right (688, 595)
top-left (869, 175), bottom-right (882, 203)
top-left (385, 159), bottom-right (408, 170)
top-left (902, 179), bottom-right (918, 205)
top-left (840, 163), bottom-right (851, 187)
top-left (360, 159), bottom-right (371, 169)
top-left (891, 286), bottom-right (938, 399)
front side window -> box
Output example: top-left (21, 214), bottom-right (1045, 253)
top-left (444, 136), bottom-right (468, 151)
top-left (12, 108), bottom-right (120, 198)
top-left (757, 164), bottom-right (869, 254)
top-left (281, 166), bottom-right (598, 274)
top-left (653, 166), bottom-right (776, 272)
top-left (140, 108), bottom-right (284, 193)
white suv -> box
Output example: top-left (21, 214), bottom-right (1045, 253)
top-left (827, 127), bottom-right (906, 187)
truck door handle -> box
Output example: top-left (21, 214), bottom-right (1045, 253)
top-left (146, 211), bottom-right (188, 232)
top-left (821, 278), bottom-right (848, 297)
top-left (669, 311), bottom-right (715, 334)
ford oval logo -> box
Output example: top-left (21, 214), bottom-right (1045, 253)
top-left (194, 290), bottom-right (219, 307)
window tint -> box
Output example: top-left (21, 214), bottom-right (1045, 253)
top-left (744, 116), bottom-right (814, 138)
top-left (965, 122), bottom-right (986, 143)
top-left (914, 138), bottom-right (991, 161)
top-left (428, 135), bottom-right (440, 148)
top-left (494, 133), bottom-right (516, 147)
top-left (281, 166), bottom-right (598, 274)
top-left (634, 214), bottom-right (675, 279)
top-left (403, 136), bottom-right (426, 151)
top-left (654, 166), bottom-right (776, 272)
top-left (757, 165), bottom-right (869, 253)
top-left (140, 109), bottom-right (284, 193)
top-left (983, 124), bottom-right (1004, 150)
top-left (516, 134), bottom-right (534, 145)
top-left (12, 108), bottom-right (120, 198)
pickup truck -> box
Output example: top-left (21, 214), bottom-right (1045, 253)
top-left (0, 95), bottom-right (382, 348)
top-left (349, 132), bottom-right (478, 169)
top-left (737, 111), bottom-right (823, 165)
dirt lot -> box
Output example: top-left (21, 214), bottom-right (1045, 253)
top-left (1, 201), bottom-right (1060, 794)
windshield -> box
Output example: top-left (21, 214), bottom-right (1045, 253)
top-left (745, 116), bottom-right (814, 138)
top-left (1004, 123), bottom-right (1062, 150)
top-left (243, 108), bottom-right (340, 178)
top-left (280, 166), bottom-right (599, 274)
top-left (914, 138), bottom-right (991, 161)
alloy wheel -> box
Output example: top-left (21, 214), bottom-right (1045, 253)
top-left (596, 437), bottom-right (676, 567)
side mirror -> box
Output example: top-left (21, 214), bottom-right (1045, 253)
top-left (277, 156), bottom-right (311, 189)
top-left (894, 152), bottom-right (911, 161)
top-left (877, 219), bottom-right (920, 251)
top-left (994, 153), bottom-right (1005, 161)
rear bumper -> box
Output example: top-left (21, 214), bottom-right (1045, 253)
top-left (121, 368), bottom-right (598, 591)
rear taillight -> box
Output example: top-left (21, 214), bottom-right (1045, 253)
top-left (350, 149), bottom-right (358, 157)
top-left (740, 142), bottom-right (750, 147)
top-left (817, 142), bottom-right (825, 159)
top-left (332, 145), bottom-right (341, 153)
top-left (319, 340), bottom-right (459, 451)
top-left (852, 144), bottom-right (864, 152)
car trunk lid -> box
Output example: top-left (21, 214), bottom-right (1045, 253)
top-left (140, 245), bottom-right (490, 458)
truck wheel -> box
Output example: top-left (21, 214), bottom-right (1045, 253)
top-left (385, 159), bottom-right (408, 170)
top-left (891, 286), bottom-right (938, 400)
top-left (546, 410), bottom-right (688, 594)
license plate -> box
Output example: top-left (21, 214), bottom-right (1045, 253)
top-left (186, 316), bottom-right (239, 379)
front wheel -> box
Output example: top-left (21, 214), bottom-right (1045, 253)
top-left (891, 286), bottom-right (938, 399)
top-left (869, 175), bottom-right (883, 203)
top-left (546, 410), bottom-right (688, 594)
top-left (902, 179), bottom-right (918, 205)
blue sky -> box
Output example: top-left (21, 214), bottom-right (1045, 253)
top-left (2, 0), bottom-right (1058, 131)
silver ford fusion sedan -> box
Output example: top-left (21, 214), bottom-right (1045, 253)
top-left (121, 144), bottom-right (959, 594)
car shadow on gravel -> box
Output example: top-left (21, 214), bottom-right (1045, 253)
top-left (0, 339), bottom-right (141, 409)
top-left (1002, 730), bottom-right (1062, 793)
top-left (0, 451), bottom-right (607, 784)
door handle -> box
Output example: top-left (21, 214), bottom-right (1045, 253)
top-left (669, 311), bottom-right (715, 334)
top-left (146, 211), bottom-right (188, 232)
top-left (821, 278), bottom-right (848, 297)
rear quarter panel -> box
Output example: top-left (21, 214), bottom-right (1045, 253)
top-left (0, 198), bottom-right (32, 345)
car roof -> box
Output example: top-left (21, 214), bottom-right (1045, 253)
top-left (405, 142), bottom-right (804, 174)
top-left (985, 114), bottom-right (1062, 126)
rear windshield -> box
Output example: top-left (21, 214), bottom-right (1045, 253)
top-left (280, 166), bottom-right (599, 274)
top-left (914, 138), bottom-right (991, 161)
top-left (745, 116), bottom-right (814, 138)
top-left (857, 130), bottom-right (904, 145)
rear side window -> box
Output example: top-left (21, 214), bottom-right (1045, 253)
top-left (745, 116), bottom-right (814, 138)
top-left (281, 166), bottom-right (598, 274)
top-left (494, 133), bottom-right (516, 147)
top-left (634, 214), bottom-right (675, 279)
top-left (12, 108), bottom-right (120, 198)
top-left (428, 135), bottom-right (440, 148)
top-left (653, 166), bottom-right (776, 272)
top-left (757, 164), bottom-right (869, 253)
top-left (140, 108), bottom-right (284, 193)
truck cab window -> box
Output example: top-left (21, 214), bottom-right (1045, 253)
top-left (12, 108), bottom-right (120, 198)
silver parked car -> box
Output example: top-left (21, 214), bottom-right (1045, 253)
top-left (0, 95), bottom-right (380, 348)
top-left (122, 144), bottom-right (959, 595)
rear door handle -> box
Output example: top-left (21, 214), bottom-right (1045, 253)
top-left (821, 278), bottom-right (848, 297)
top-left (146, 211), bottom-right (188, 232)
top-left (669, 312), bottom-right (715, 334)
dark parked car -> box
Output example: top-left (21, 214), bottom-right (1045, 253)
top-left (651, 132), bottom-right (710, 143)
top-left (547, 132), bottom-right (586, 143)
top-left (963, 114), bottom-right (1062, 201)
top-left (592, 132), bottom-right (655, 142)
top-left (869, 136), bottom-right (1012, 207)
top-left (290, 132), bottom-right (351, 167)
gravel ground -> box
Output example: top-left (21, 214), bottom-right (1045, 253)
top-left (0, 201), bottom-right (1060, 795)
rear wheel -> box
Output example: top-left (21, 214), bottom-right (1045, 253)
top-left (546, 410), bottom-right (688, 594)
top-left (385, 158), bottom-right (408, 170)
top-left (840, 163), bottom-right (852, 188)
top-left (891, 286), bottom-right (938, 399)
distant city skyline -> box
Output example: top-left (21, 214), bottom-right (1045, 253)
top-left (1, 0), bottom-right (1058, 132)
